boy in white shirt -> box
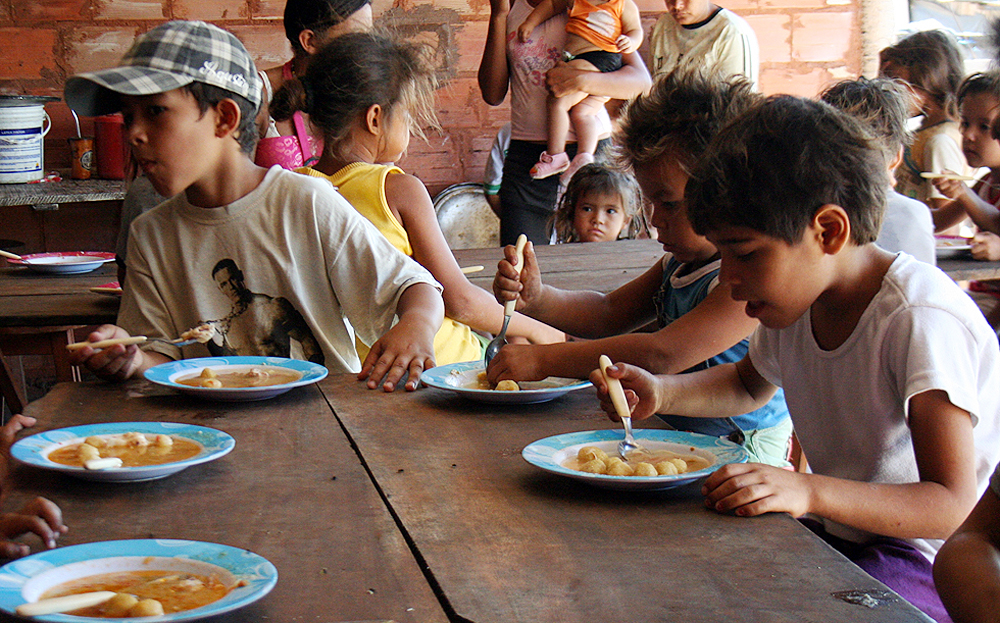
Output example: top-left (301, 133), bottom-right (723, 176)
top-left (65, 20), bottom-right (443, 392)
top-left (592, 96), bottom-right (1000, 622)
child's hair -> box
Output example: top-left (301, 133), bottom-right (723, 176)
top-left (957, 70), bottom-right (1000, 105)
top-left (879, 29), bottom-right (965, 119)
top-left (283, 0), bottom-right (371, 57)
top-left (551, 163), bottom-right (642, 242)
top-left (688, 96), bottom-right (888, 246)
top-left (614, 70), bottom-right (761, 173)
top-left (184, 82), bottom-right (259, 155)
top-left (819, 77), bottom-right (912, 164)
top-left (270, 31), bottom-right (438, 162)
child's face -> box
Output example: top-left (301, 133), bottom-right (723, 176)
top-left (960, 92), bottom-right (1000, 170)
top-left (708, 225), bottom-right (825, 329)
top-left (663, 0), bottom-right (713, 26)
top-left (633, 158), bottom-right (717, 264)
top-left (121, 89), bottom-right (225, 198)
top-left (572, 190), bottom-right (627, 242)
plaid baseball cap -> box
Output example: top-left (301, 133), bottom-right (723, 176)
top-left (65, 20), bottom-right (262, 117)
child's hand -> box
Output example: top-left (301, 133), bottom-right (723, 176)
top-left (616, 34), bottom-right (636, 54)
top-left (701, 463), bottom-right (812, 519)
top-left (930, 171), bottom-right (968, 200)
top-left (972, 231), bottom-right (1000, 261)
top-left (492, 241), bottom-right (543, 313)
top-left (0, 497), bottom-right (68, 559)
top-left (517, 21), bottom-right (533, 42)
top-left (588, 362), bottom-right (661, 422)
top-left (485, 344), bottom-right (547, 385)
top-left (359, 319), bottom-right (437, 392)
top-left (1, 414), bottom-right (35, 458)
top-left (66, 324), bottom-right (144, 382)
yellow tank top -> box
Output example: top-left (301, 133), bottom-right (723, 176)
top-left (297, 163), bottom-right (482, 365)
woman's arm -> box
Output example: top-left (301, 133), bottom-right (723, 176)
top-left (385, 173), bottom-right (562, 344)
top-left (546, 49), bottom-right (651, 100)
top-left (478, 0), bottom-right (512, 106)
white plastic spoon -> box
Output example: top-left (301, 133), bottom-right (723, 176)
top-left (16, 591), bottom-right (116, 616)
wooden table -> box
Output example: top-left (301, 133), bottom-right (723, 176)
top-left (935, 256), bottom-right (1000, 281)
top-left (6, 376), bottom-right (932, 622)
top-left (9, 381), bottom-right (449, 623)
top-left (0, 263), bottom-right (119, 329)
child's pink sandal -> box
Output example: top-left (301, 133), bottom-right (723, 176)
top-left (559, 152), bottom-right (595, 186)
top-left (530, 151), bottom-right (570, 179)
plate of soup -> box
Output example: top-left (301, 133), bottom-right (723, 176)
top-left (522, 429), bottom-right (749, 491)
top-left (0, 539), bottom-right (277, 621)
top-left (144, 356), bottom-right (328, 401)
top-left (11, 422), bottom-right (235, 482)
top-left (421, 361), bottom-right (591, 404)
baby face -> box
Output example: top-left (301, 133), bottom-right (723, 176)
top-left (572, 190), bottom-right (628, 242)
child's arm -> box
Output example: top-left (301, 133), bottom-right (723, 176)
top-left (493, 240), bottom-right (661, 338)
top-left (933, 175), bottom-right (1000, 234)
top-left (615, 0), bottom-right (643, 54)
top-left (933, 482), bottom-right (1000, 623)
top-left (385, 174), bottom-right (563, 345)
top-left (487, 277), bottom-right (758, 383)
top-left (478, 0), bottom-right (512, 106)
top-left (517, 0), bottom-right (567, 43)
top-left (546, 50), bottom-right (652, 100)
top-left (359, 282), bottom-right (443, 392)
top-left (66, 324), bottom-right (171, 382)
top-left (703, 389), bottom-right (979, 540)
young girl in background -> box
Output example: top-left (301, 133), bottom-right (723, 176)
top-left (550, 163), bottom-right (641, 243)
top-left (273, 32), bottom-right (564, 365)
top-left (879, 29), bottom-right (968, 232)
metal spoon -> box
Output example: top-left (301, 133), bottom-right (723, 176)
top-left (484, 234), bottom-right (527, 367)
top-left (599, 355), bottom-right (649, 461)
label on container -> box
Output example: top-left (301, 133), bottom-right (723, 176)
top-left (0, 127), bottom-right (42, 173)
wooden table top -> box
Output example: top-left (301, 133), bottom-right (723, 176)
top-left (9, 380), bottom-right (449, 623)
top-left (0, 263), bottom-right (119, 328)
top-left (318, 373), bottom-right (932, 623)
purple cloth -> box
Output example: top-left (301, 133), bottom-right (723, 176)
top-left (800, 518), bottom-right (951, 623)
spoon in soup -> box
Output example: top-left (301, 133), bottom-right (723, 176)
top-left (484, 234), bottom-right (527, 368)
top-left (16, 591), bottom-right (117, 616)
top-left (66, 324), bottom-right (216, 351)
top-left (599, 355), bottom-right (649, 461)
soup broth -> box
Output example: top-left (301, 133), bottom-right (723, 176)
top-left (562, 445), bottom-right (713, 477)
top-left (41, 570), bottom-right (229, 617)
top-left (47, 434), bottom-right (201, 468)
top-left (176, 366), bottom-right (302, 389)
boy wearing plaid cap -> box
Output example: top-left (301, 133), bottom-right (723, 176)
top-left (65, 20), bottom-right (444, 392)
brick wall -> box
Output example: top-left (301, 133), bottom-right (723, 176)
top-left (0, 0), bottom-right (861, 197)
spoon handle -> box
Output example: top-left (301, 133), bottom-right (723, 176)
top-left (16, 591), bottom-right (117, 616)
top-left (66, 336), bottom-right (148, 351)
top-left (504, 234), bottom-right (528, 317)
top-left (0, 249), bottom-right (22, 261)
top-left (599, 355), bottom-right (631, 421)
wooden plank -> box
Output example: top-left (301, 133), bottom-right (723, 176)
top-left (7, 382), bottom-right (450, 623)
top-left (935, 257), bottom-right (1000, 282)
top-left (1, 264), bottom-right (117, 297)
top-left (0, 294), bottom-right (118, 327)
top-left (320, 374), bottom-right (933, 623)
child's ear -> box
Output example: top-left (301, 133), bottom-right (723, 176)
top-left (364, 104), bottom-right (383, 136)
top-left (812, 204), bottom-right (851, 255)
top-left (214, 99), bottom-right (242, 140)
top-left (298, 29), bottom-right (321, 56)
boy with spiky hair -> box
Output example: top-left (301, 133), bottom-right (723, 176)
top-left (592, 96), bottom-right (1000, 622)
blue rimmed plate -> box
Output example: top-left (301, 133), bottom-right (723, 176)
top-left (522, 429), bottom-right (749, 491)
top-left (10, 422), bottom-right (235, 483)
top-left (144, 356), bottom-right (328, 401)
top-left (421, 361), bottom-right (591, 404)
top-left (0, 539), bottom-right (277, 622)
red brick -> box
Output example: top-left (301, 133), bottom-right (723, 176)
top-left (252, 0), bottom-right (285, 20)
top-left (456, 20), bottom-right (489, 74)
top-left (0, 2), bottom-right (12, 24)
top-left (65, 27), bottom-right (140, 75)
top-left (749, 0), bottom-right (833, 9)
top-left (0, 28), bottom-right (57, 80)
top-left (11, 0), bottom-right (89, 22)
top-left (94, 0), bottom-right (166, 21)
top-left (172, 0), bottom-right (250, 22)
top-left (759, 66), bottom-right (834, 97)
top-left (792, 11), bottom-right (854, 63)
top-left (746, 14), bottom-right (791, 64)
top-left (228, 26), bottom-right (292, 71)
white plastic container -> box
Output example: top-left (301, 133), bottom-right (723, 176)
top-left (0, 97), bottom-right (54, 184)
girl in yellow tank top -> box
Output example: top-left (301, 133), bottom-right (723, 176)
top-left (271, 32), bottom-right (565, 366)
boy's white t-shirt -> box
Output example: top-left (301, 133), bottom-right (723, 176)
top-left (118, 166), bottom-right (441, 373)
top-left (648, 7), bottom-right (759, 88)
top-left (749, 252), bottom-right (1000, 561)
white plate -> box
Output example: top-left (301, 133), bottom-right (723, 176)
top-left (421, 360), bottom-right (591, 404)
top-left (6, 252), bottom-right (115, 275)
top-left (144, 356), bottom-right (328, 401)
top-left (10, 422), bottom-right (235, 483)
top-left (0, 539), bottom-right (276, 622)
top-left (522, 429), bottom-right (749, 491)
top-left (935, 236), bottom-right (973, 259)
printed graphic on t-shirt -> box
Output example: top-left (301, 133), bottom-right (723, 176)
top-left (200, 258), bottom-right (324, 364)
